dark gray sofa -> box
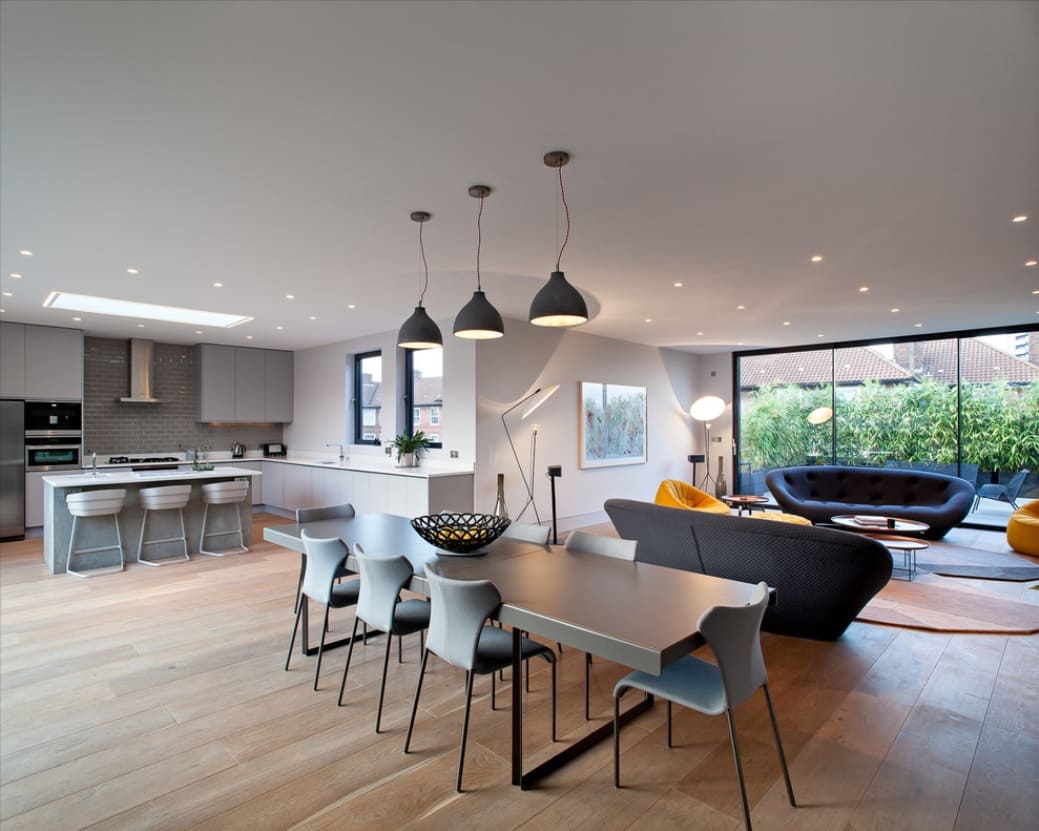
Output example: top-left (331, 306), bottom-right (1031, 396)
top-left (765, 465), bottom-right (974, 539)
top-left (604, 498), bottom-right (892, 640)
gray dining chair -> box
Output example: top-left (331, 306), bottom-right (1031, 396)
top-left (501, 521), bottom-right (551, 544)
top-left (565, 531), bottom-right (638, 720)
top-left (612, 582), bottom-right (796, 830)
top-left (973, 469), bottom-right (1029, 512)
top-left (337, 546), bottom-right (430, 733)
top-left (284, 530), bottom-right (361, 690)
top-left (293, 504), bottom-right (356, 614)
top-left (404, 566), bottom-right (557, 792)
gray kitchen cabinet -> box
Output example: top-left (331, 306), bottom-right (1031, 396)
top-left (234, 347), bottom-right (267, 422)
top-left (25, 471), bottom-right (47, 527)
top-left (264, 350), bottom-right (293, 423)
top-left (196, 344), bottom-right (237, 422)
top-left (24, 326), bottom-right (83, 400)
top-left (0, 322), bottom-right (25, 398)
top-left (281, 464), bottom-right (312, 510)
top-left (261, 461), bottom-right (284, 508)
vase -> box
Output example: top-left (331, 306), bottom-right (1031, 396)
top-left (396, 452), bottom-right (418, 468)
top-left (492, 473), bottom-right (508, 519)
top-left (715, 455), bottom-right (728, 497)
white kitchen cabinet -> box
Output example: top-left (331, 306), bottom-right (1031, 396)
top-left (261, 461), bottom-right (285, 509)
top-left (234, 347), bottom-right (267, 422)
top-left (351, 472), bottom-right (372, 514)
top-left (25, 471), bottom-right (47, 527)
top-left (265, 350), bottom-right (293, 423)
top-left (0, 322), bottom-right (26, 399)
top-left (281, 465), bottom-right (313, 510)
top-left (23, 326), bottom-right (83, 400)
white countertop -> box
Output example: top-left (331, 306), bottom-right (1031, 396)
top-left (45, 466), bottom-right (262, 488)
top-left (259, 455), bottom-right (474, 479)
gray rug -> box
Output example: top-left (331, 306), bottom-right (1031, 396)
top-left (917, 563), bottom-right (1039, 582)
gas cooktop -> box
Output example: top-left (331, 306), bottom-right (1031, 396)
top-left (107, 456), bottom-right (180, 464)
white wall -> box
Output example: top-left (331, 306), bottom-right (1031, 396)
top-left (285, 317), bottom-right (477, 463)
top-left (475, 319), bottom-right (701, 529)
top-left (695, 351), bottom-right (735, 492)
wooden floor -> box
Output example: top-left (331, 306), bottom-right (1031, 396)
top-left (1, 515), bottom-right (1036, 831)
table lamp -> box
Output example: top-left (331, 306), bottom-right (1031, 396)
top-left (689, 395), bottom-right (727, 491)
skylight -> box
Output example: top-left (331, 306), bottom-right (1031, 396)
top-left (43, 292), bottom-right (252, 328)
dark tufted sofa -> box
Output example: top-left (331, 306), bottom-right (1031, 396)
top-left (605, 499), bottom-right (892, 640)
top-left (765, 465), bottom-right (974, 539)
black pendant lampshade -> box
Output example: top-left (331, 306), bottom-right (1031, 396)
top-left (454, 185), bottom-right (505, 340)
top-left (530, 150), bottom-right (588, 328)
top-left (397, 211), bottom-right (443, 350)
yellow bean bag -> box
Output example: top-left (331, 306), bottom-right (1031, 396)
top-left (654, 480), bottom-right (730, 514)
top-left (1007, 500), bottom-right (1039, 557)
top-left (749, 512), bottom-right (812, 526)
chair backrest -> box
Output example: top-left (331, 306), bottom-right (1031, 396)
top-left (300, 529), bottom-right (349, 604)
top-left (296, 503), bottom-right (356, 524)
top-left (139, 484), bottom-right (192, 510)
top-left (697, 582), bottom-right (770, 709)
top-left (1006, 469), bottom-right (1030, 498)
top-left (501, 522), bottom-right (550, 544)
top-left (201, 480), bottom-right (250, 504)
top-left (564, 530), bottom-right (637, 561)
top-left (423, 565), bottom-right (502, 671)
top-left (66, 489), bottom-right (127, 517)
top-left (353, 545), bottom-right (413, 631)
top-left (654, 480), bottom-right (729, 514)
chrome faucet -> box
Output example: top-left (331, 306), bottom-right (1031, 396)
top-left (90, 450), bottom-right (97, 477)
top-left (326, 442), bottom-right (345, 463)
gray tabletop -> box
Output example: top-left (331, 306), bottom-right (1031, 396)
top-left (264, 513), bottom-right (770, 675)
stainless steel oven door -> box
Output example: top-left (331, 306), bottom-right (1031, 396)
top-left (25, 437), bottom-right (82, 471)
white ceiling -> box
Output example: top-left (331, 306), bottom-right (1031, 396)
top-left (1, 0), bottom-right (1037, 353)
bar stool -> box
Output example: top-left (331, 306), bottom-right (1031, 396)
top-left (137, 485), bottom-right (192, 566)
top-left (65, 489), bottom-right (127, 578)
top-left (199, 480), bottom-right (250, 556)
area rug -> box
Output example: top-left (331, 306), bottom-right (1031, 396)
top-left (917, 563), bottom-right (1039, 581)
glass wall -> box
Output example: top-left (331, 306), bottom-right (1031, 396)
top-left (735, 327), bottom-right (1039, 530)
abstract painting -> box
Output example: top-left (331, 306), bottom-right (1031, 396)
top-left (579, 382), bottom-right (647, 468)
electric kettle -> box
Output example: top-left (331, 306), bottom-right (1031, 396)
top-left (231, 441), bottom-right (246, 458)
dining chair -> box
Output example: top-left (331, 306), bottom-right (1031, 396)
top-left (501, 521), bottom-right (551, 544)
top-left (285, 530), bottom-right (361, 690)
top-left (404, 566), bottom-right (557, 792)
top-left (973, 469), bottom-right (1029, 512)
top-left (612, 582), bottom-right (796, 831)
top-left (564, 531), bottom-right (638, 720)
top-left (293, 504), bottom-right (356, 614)
top-left (337, 546), bottom-right (430, 733)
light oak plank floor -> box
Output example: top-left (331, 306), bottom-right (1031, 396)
top-left (1, 515), bottom-right (1036, 830)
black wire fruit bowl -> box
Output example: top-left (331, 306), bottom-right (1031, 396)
top-left (411, 513), bottom-right (511, 555)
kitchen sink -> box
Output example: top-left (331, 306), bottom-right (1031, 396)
top-left (316, 460), bottom-right (341, 465)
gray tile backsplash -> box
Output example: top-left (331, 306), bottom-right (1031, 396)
top-left (83, 337), bottom-right (284, 455)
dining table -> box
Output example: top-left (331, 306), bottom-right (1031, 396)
top-left (264, 512), bottom-right (773, 789)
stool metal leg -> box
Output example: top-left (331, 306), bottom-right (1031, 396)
top-left (137, 507), bottom-right (191, 567)
top-left (199, 502), bottom-right (249, 557)
top-left (67, 514), bottom-right (125, 578)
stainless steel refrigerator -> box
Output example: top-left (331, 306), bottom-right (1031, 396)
top-left (0, 400), bottom-right (25, 540)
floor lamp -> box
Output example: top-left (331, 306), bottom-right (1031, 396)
top-left (689, 395), bottom-right (727, 492)
top-left (502, 385), bottom-right (560, 523)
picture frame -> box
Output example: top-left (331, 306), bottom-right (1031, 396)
top-left (578, 382), bottom-right (648, 468)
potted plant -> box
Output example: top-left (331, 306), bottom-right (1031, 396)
top-left (389, 431), bottom-right (433, 467)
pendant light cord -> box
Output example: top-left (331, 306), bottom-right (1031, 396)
top-left (417, 218), bottom-right (430, 306)
top-left (556, 164), bottom-right (571, 271)
top-left (476, 194), bottom-right (485, 291)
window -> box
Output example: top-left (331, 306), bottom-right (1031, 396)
top-left (353, 351), bottom-right (382, 445)
top-left (404, 347), bottom-right (443, 448)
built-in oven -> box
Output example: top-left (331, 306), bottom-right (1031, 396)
top-left (24, 400), bottom-right (82, 434)
top-left (25, 435), bottom-right (82, 471)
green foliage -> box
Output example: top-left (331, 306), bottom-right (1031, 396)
top-left (741, 379), bottom-right (1038, 474)
top-left (388, 431), bottom-right (433, 461)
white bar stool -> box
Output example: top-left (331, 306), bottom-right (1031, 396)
top-left (137, 484), bottom-right (192, 566)
top-left (199, 479), bottom-right (250, 556)
top-left (65, 489), bottom-right (127, 578)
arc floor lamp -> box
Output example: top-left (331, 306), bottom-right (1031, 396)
top-left (689, 395), bottom-right (727, 492)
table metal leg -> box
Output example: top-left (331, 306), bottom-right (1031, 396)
top-left (300, 599), bottom-right (380, 657)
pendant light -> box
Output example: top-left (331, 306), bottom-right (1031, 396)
top-left (397, 211), bottom-right (443, 349)
top-left (529, 150), bottom-right (589, 327)
top-left (454, 185), bottom-right (504, 339)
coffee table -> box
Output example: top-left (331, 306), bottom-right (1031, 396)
top-left (721, 494), bottom-right (770, 516)
top-left (831, 514), bottom-right (930, 535)
top-left (866, 533), bottom-right (929, 581)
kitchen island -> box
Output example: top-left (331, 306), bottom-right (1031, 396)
top-left (42, 467), bottom-right (262, 574)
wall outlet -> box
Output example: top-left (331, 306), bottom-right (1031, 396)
top-left (384, 446), bottom-right (392, 456)
top-left (450, 450), bottom-right (459, 458)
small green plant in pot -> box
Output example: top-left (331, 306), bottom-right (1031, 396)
top-left (389, 431), bottom-right (433, 467)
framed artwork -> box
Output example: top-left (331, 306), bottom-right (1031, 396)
top-left (578, 382), bottom-right (648, 468)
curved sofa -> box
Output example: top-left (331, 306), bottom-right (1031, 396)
top-left (765, 465), bottom-right (974, 539)
top-left (605, 498), bottom-right (892, 640)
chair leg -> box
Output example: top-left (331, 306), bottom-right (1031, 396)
top-left (404, 649), bottom-right (429, 753)
top-left (419, 629), bottom-right (424, 653)
top-left (666, 700), bottom-right (673, 748)
top-left (490, 671), bottom-right (496, 710)
top-left (293, 554), bottom-right (306, 614)
top-left (764, 684), bottom-right (797, 807)
top-left (136, 509), bottom-right (148, 562)
top-left (398, 634), bottom-right (403, 665)
top-left (584, 652), bottom-right (592, 720)
top-left (550, 659), bottom-right (557, 742)
top-left (613, 688), bottom-right (624, 787)
top-left (456, 671), bottom-right (475, 793)
top-left (375, 628), bottom-right (394, 733)
top-left (313, 604), bottom-right (331, 691)
top-left (285, 600), bottom-right (304, 671)
top-left (725, 708), bottom-right (753, 831)
top-left (337, 617), bottom-right (361, 706)
top-left (525, 655), bottom-right (530, 693)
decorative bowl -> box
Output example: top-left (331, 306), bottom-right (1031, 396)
top-left (411, 513), bottom-right (511, 555)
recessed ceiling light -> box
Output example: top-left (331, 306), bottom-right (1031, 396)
top-left (246, 335), bottom-right (254, 340)
top-left (736, 341), bottom-right (744, 346)
top-left (673, 282), bottom-right (683, 288)
top-left (18, 249), bottom-right (32, 256)
top-left (696, 331), bottom-right (704, 336)
top-left (1012, 215), bottom-right (1028, 223)
top-left (276, 325), bottom-right (284, 330)
top-left (1032, 290), bottom-right (1039, 295)
top-left (43, 291), bottom-right (253, 328)
top-left (1026, 260), bottom-right (1038, 267)
top-left (285, 294), bottom-right (295, 300)
top-left (9, 273), bottom-right (21, 279)
top-left (644, 318), bottom-right (653, 323)
top-left (72, 316), bottom-right (81, 322)
top-left (737, 305), bottom-right (745, 310)
top-left (347, 304), bottom-right (356, 309)
top-left (817, 333), bottom-right (824, 338)
top-left (195, 330), bottom-right (203, 334)
top-left (213, 282), bottom-right (223, 288)
top-left (783, 321), bottom-right (791, 326)
top-left (859, 286), bottom-right (869, 293)
top-left (810, 255), bottom-right (824, 263)
top-left (127, 267), bottom-right (139, 275)
top-left (309, 315), bottom-right (317, 321)
top-left (136, 323), bottom-right (145, 328)
top-left (890, 308), bottom-right (900, 313)
top-left (1, 291), bottom-right (12, 297)
top-left (914, 322), bottom-right (923, 327)
top-left (0, 309), bottom-right (5, 314)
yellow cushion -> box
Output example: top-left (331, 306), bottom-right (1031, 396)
top-left (749, 512), bottom-right (813, 526)
top-left (1007, 501), bottom-right (1039, 557)
top-left (654, 480), bottom-right (730, 514)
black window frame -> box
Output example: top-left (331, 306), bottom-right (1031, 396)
top-left (403, 348), bottom-right (443, 448)
top-left (353, 350), bottom-right (382, 445)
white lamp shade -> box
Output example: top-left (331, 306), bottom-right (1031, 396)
top-left (689, 395), bottom-right (726, 422)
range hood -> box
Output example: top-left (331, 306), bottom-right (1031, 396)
top-left (119, 339), bottom-right (161, 403)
